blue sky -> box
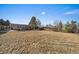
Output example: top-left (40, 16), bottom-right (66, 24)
top-left (0, 4), bottom-right (79, 25)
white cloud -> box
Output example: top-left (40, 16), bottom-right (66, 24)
top-left (41, 11), bottom-right (46, 15)
top-left (64, 9), bottom-right (79, 15)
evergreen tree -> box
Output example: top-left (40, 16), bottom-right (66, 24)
top-left (5, 20), bottom-right (10, 26)
top-left (58, 21), bottom-right (63, 32)
top-left (64, 21), bottom-right (70, 32)
top-left (70, 20), bottom-right (77, 33)
top-left (0, 19), bottom-right (5, 25)
top-left (29, 16), bottom-right (38, 30)
top-left (64, 20), bottom-right (77, 33)
top-left (0, 19), bottom-right (10, 26)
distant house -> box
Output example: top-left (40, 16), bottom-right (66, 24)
top-left (0, 25), bottom-right (10, 33)
top-left (0, 25), bottom-right (10, 31)
top-left (10, 23), bottom-right (28, 31)
top-left (44, 25), bottom-right (57, 31)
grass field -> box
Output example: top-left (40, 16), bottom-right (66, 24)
top-left (0, 30), bottom-right (79, 54)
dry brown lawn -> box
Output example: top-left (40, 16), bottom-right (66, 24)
top-left (0, 30), bottom-right (79, 54)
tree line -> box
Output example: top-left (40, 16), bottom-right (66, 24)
top-left (0, 19), bottom-right (10, 26)
top-left (0, 19), bottom-right (10, 31)
top-left (54, 20), bottom-right (79, 33)
top-left (0, 16), bottom-right (79, 33)
top-left (28, 16), bottom-right (79, 33)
